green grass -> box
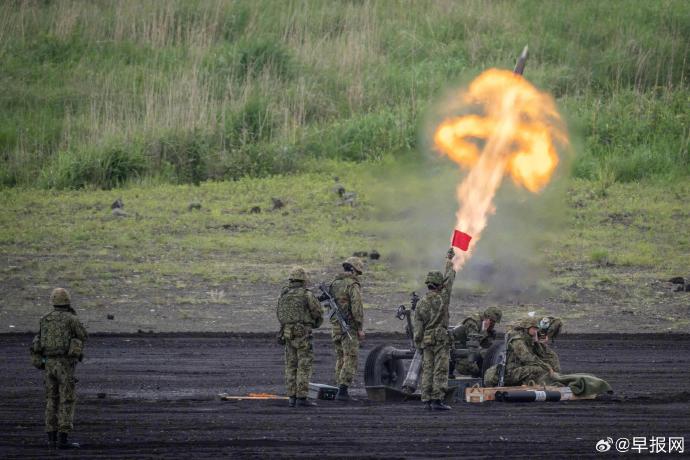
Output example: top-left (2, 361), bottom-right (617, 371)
top-left (0, 0), bottom-right (688, 188)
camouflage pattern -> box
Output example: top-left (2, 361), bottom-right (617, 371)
top-left (277, 280), bottom-right (323, 398)
top-left (50, 288), bottom-right (71, 307)
top-left (44, 357), bottom-right (78, 432)
top-left (283, 324), bottom-right (315, 398)
top-left (535, 342), bottom-right (561, 372)
top-left (36, 304), bottom-right (87, 433)
top-left (277, 281), bottom-right (323, 328)
top-left (414, 258), bottom-right (456, 401)
top-left (422, 340), bottom-right (451, 400)
top-left (482, 306), bottom-right (502, 323)
top-left (425, 271), bottom-right (444, 285)
top-left (343, 257), bottom-right (364, 274)
top-left (504, 329), bottom-right (554, 386)
top-left (289, 266), bottom-right (307, 282)
top-left (332, 333), bottom-right (360, 386)
top-left (329, 271), bottom-right (363, 386)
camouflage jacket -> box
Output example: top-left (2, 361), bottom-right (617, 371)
top-left (329, 273), bottom-right (363, 331)
top-left (505, 330), bottom-right (552, 373)
top-left (277, 281), bottom-right (323, 328)
top-left (453, 315), bottom-right (496, 349)
top-left (37, 306), bottom-right (88, 357)
top-left (413, 259), bottom-right (456, 348)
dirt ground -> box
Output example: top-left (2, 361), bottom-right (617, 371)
top-left (2, 333), bottom-right (689, 459)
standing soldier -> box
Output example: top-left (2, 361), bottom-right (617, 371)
top-left (329, 257), bottom-right (365, 401)
top-left (277, 267), bottom-right (323, 407)
top-left (413, 248), bottom-right (457, 411)
top-left (30, 288), bottom-right (87, 449)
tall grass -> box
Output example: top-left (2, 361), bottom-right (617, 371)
top-left (0, 0), bottom-right (687, 188)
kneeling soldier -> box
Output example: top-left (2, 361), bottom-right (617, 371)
top-left (277, 267), bottom-right (323, 407)
top-left (30, 288), bottom-right (87, 449)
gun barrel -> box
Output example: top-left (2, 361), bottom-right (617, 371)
top-left (513, 45), bottom-right (529, 75)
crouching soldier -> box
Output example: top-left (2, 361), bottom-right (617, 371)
top-left (503, 318), bottom-right (557, 386)
top-left (450, 306), bottom-right (502, 377)
top-left (30, 288), bottom-right (87, 449)
top-left (413, 248), bottom-right (456, 411)
top-left (277, 267), bottom-right (323, 407)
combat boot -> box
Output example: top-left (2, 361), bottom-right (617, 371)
top-left (58, 432), bottom-right (80, 449)
top-left (288, 396), bottom-right (296, 407)
top-left (295, 397), bottom-right (317, 407)
top-left (336, 384), bottom-right (350, 401)
top-left (47, 431), bottom-right (57, 448)
top-left (431, 399), bottom-right (452, 411)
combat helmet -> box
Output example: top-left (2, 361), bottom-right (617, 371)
top-left (289, 266), bottom-right (307, 282)
top-left (425, 271), bottom-right (444, 286)
top-left (482, 306), bottom-right (503, 323)
top-left (512, 317), bottom-right (539, 330)
top-left (50, 288), bottom-right (71, 307)
top-left (343, 257), bottom-right (364, 275)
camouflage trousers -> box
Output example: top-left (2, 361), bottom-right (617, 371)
top-left (44, 357), bottom-right (77, 433)
top-left (283, 324), bottom-right (314, 398)
top-left (332, 328), bottom-right (359, 387)
top-left (504, 364), bottom-right (551, 386)
top-left (421, 342), bottom-right (450, 401)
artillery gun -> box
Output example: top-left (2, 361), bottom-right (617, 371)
top-left (363, 293), bottom-right (506, 397)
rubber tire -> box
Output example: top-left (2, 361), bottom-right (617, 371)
top-left (364, 345), bottom-right (406, 389)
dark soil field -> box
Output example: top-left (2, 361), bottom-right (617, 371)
top-left (2, 333), bottom-right (689, 459)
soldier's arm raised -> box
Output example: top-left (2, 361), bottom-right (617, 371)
top-left (441, 249), bottom-right (457, 306)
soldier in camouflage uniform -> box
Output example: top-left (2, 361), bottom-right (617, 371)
top-left (413, 248), bottom-right (456, 411)
top-left (328, 257), bottom-right (365, 401)
top-left (277, 267), bottom-right (323, 407)
top-left (30, 288), bottom-right (87, 449)
top-left (450, 306), bottom-right (502, 377)
top-left (503, 317), bottom-right (558, 386)
top-left (535, 316), bottom-right (562, 372)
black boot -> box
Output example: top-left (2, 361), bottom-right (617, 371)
top-left (58, 432), bottom-right (80, 449)
top-left (431, 399), bottom-right (452, 411)
top-left (288, 396), bottom-right (296, 407)
top-left (336, 384), bottom-right (349, 401)
top-left (424, 401), bottom-right (432, 411)
top-left (47, 431), bottom-right (57, 448)
top-left (295, 397), bottom-right (317, 407)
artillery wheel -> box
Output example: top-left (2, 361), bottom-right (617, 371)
top-left (481, 341), bottom-right (506, 383)
top-left (364, 345), bottom-right (406, 389)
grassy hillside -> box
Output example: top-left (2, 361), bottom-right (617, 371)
top-left (0, 0), bottom-right (688, 188)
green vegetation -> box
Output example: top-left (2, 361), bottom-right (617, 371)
top-left (1, 0), bottom-right (688, 188)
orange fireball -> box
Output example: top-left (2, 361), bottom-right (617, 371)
top-left (433, 69), bottom-right (568, 270)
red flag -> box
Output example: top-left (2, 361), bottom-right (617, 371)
top-left (452, 230), bottom-right (472, 251)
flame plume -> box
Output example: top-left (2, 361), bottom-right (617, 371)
top-left (433, 69), bottom-right (568, 271)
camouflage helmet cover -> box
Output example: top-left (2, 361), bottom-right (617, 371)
top-left (482, 306), bottom-right (503, 323)
top-left (512, 317), bottom-right (539, 330)
top-left (343, 257), bottom-right (364, 274)
top-left (425, 271), bottom-right (444, 286)
top-left (50, 288), bottom-right (71, 306)
top-left (289, 266), bottom-right (307, 282)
